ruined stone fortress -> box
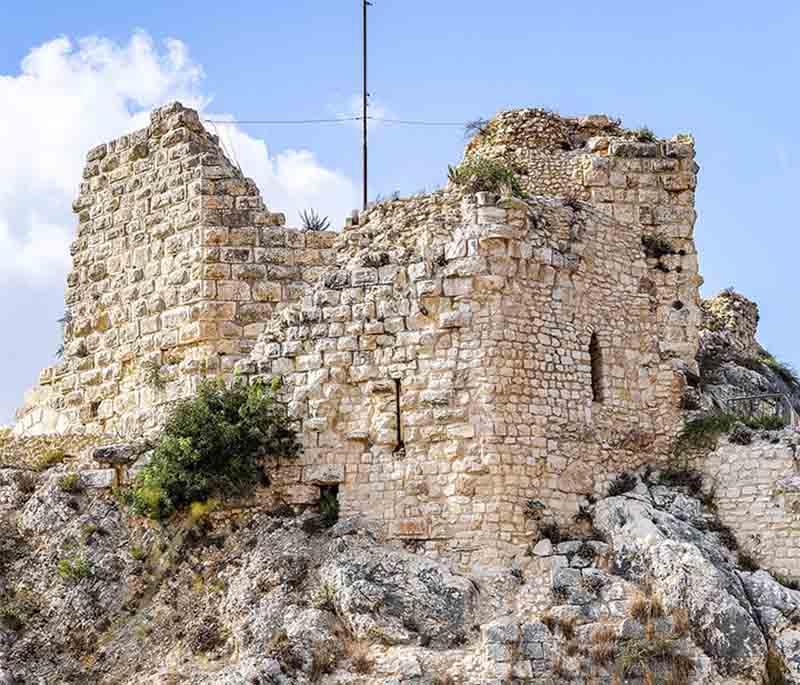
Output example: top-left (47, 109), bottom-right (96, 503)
top-left (12, 102), bottom-right (703, 566)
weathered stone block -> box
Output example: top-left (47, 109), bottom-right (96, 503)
top-left (81, 469), bottom-right (116, 489)
top-left (303, 464), bottom-right (345, 485)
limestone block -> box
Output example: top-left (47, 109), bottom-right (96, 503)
top-left (303, 464), bottom-right (345, 485)
top-left (81, 469), bottom-right (116, 489)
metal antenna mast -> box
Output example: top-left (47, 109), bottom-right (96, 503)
top-left (362, 0), bottom-right (371, 211)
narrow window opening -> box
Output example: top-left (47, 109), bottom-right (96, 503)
top-left (319, 485), bottom-right (339, 528)
top-left (589, 333), bottom-right (604, 403)
top-left (394, 378), bottom-right (405, 453)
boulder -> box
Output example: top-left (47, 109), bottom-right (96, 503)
top-left (593, 490), bottom-right (768, 678)
top-left (319, 536), bottom-right (477, 647)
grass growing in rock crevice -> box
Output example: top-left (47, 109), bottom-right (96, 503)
top-left (673, 411), bottom-right (786, 457)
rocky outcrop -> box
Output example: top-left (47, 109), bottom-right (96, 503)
top-left (1, 459), bottom-right (799, 683)
top-left (694, 289), bottom-right (800, 414)
top-left (594, 481), bottom-right (767, 679)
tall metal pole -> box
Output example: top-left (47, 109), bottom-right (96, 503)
top-left (362, 0), bottom-right (370, 211)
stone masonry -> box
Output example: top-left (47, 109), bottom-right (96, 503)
top-left (696, 436), bottom-right (800, 579)
top-left (15, 104), bottom-right (704, 567)
top-left (14, 103), bottom-right (336, 437)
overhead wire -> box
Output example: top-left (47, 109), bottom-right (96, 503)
top-left (202, 115), bottom-right (468, 128)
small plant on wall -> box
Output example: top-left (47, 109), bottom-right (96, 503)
top-left (447, 155), bottom-right (523, 196)
top-left (142, 359), bottom-right (167, 392)
top-left (299, 209), bottom-right (330, 232)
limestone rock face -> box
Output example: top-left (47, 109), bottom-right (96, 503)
top-left (2, 460), bottom-right (800, 684)
top-left (594, 482), bottom-right (768, 679)
top-left (742, 571), bottom-right (800, 682)
top-left (319, 535), bottom-right (478, 647)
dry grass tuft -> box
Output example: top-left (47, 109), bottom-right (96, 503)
top-left (552, 655), bottom-right (572, 680)
top-left (558, 615), bottom-right (577, 641)
top-left (589, 622), bottom-right (618, 664)
top-left (346, 639), bottom-right (373, 675)
top-left (309, 644), bottom-right (338, 681)
top-left (541, 610), bottom-right (557, 632)
top-left (628, 588), bottom-right (664, 623)
top-left (664, 653), bottom-right (695, 685)
top-left (671, 607), bottom-right (690, 637)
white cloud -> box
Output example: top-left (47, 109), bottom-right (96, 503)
top-left (0, 31), bottom-right (357, 286)
top-left (207, 118), bottom-right (357, 227)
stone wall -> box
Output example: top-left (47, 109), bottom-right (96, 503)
top-left (242, 110), bottom-right (703, 567)
top-left (15, 104), bottom-right (704, 567)
top-left (14, 103), bottom-right (336, 437)
top-left (697, 435), bottom-right (800, 579)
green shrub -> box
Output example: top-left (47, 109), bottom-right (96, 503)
top-left (0, 590), bottom-right (37, 631)
top-left (189, 498), bottom-right (220, 524)
top-left (32, 448), bottom-right (66, 472)
top-left (447, 155), bottom-right (523, 195)
top-left (773, 572), bottom-right (800, 591)
top-left (745, 414), bottom-right (787, 431)
top-left (673, 413), bottom-right (738, 454)
top-left (129, 545), bottom-right (148, 562)
top-left (57, 473), bottom-right (82, 493)
top-left (129, 378), bottom-right (300, 519)
top-left (759, 353), bottom-right (800, 388)
top-left (634, 126), bottom-right (657, 143)
top-left (57, 554), bottom-right (92, 583)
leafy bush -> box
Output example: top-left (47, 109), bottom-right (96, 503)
top-left (674, 412), bottom-right (786, 457)
top-left (57, 554), bottom-right (92, 583)
top-left (447, 155), bottom-right (523, 195)
top-left (673, 413), bottom-right (738, 454)
top-left (773, 572), bottom-right (800, 591)
top-left (130, 545), bottom-right (148, 562)
top-left (299, 208), bottom-right (330, 232)
top-left (128, 378), bottom-right (299, 519)
top-left (745, 414), bottom-right (786, 431)
top-left (538, 521), bottom-right (562, 544)
top-left (0, 590), bottom-right (37, 632)
top-left (634, 126), bottom-right (657, 143)
top-left (57, 473), bottom-right (82, 493)
top-left (189, 498), bottom-right (220, 524)
top-left (658, 468), bottom-right (703, 496)
top-left (759, 353), bottom-right (800, 388)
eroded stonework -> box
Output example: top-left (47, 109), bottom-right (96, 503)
top-left (14, 103), bottom-right (336, 436)
top-left (15, 103), bottom-right (703, 565)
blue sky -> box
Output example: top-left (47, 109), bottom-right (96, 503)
top-left (1, 0), bottom-right (798, 424)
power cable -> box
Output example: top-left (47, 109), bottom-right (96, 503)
top-left (202, 116), bottom-right (468, 128)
